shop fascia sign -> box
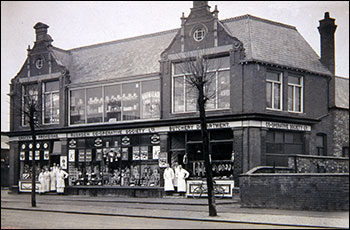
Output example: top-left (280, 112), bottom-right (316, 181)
top-left (10, 120), bottom-right (311, 141)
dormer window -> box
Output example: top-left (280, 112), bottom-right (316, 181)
top-left (193, 28), bottom-right (206, 41)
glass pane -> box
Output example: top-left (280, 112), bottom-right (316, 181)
top-left (293, 133), bottom-right (303, 144)
top-left (174, 77), bottom-right (184, 112)
top-left (273, 83), bottom-right (280, 109)
top-left (275, 132), bottom-right (283, 143)
top-left (266, 131), bottom-right (274, 143)
top-left (288, 85), bottom-right (293, 111)
top-left (141, 80), bottom-right (160, 119)
top-left (208, 56), bottom-right (230, 70)
top-left (86, 87), bottom-right (103, 123)
top-left (104, 84), bottom-right (122, 122)
top-left (205, 74), bottom-right (216, 110)
top-left (185, 78), bottom-right (197, 112)
top-left (174, 63), bottom-right (185, 75)
top-left (70, 89), bottom-right (85, 125)
top-left (285, 132), bottom-right (293, 143)
top-left (288, 75), bottom-right (300, 85)
top-left (266, 82), bottom-right (272, 108)
top-left (45, 81), bottom-right (59, 92)
top-left (316, 135), bottom-right (324, 147)
top-left (44, 94), bottom-right (51, 123)
top-left (122, 82), bottom-right (140, 120)
top-left (218, 70), bottom-right (230, 109)
top-left (295, 87), bottom-right (301, 112)
top-left (266, 72), bottom-right (280, 81)
top-left (52, 93), bottom-right (59, 123)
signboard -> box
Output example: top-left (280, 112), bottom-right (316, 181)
top-left (140, 146), bottom-right (148, 160)
top-left (35, 150), bottom-right (40, 160)
top-left (44, 151), bottom-right (50, 160)
top-left (78, 149), bottom-right (85, 162)
top-left (20, 152), bottom-right (25, 161)
top-left (86, 149), bottom-right (92, 162)
top-left (132, 147), bottom-right (140, 160)
top-left (122, 148), bottom-right (129, 160)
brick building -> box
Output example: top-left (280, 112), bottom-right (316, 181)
top-left (7, 1), bottom-right (349, 196)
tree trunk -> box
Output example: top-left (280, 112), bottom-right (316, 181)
top-left (30, 117), bottom-right (37, 207)
top-left (198, 84), bottom-right (217, 217)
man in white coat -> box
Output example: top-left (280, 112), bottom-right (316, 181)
top-left (38, 169), bottom-right (45, 195)
top-left (163, 163), bottom-right (175, 196)
top-left (56, 167), bottom-right (69, 194)
top-left (176, 164), bottom-right (190, 196)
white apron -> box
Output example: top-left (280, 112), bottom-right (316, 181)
top-left (176, 168), bottom-right (189, 192)
top-left (163, 168), bottom-right (175, 191)
top-left (56, 170), bottom-right (69, 193)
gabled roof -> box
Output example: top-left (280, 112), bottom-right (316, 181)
top-left (222, 14), bottom-right (332, 76)
top-left (51, 14), bottom-right (332, 85)
top-left (335, 76), bottom-right (349, 109)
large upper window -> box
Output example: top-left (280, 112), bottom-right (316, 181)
top-left (172, 56), bottom-right (230, 113)
top-left (22, 84), bottom-right (39, 126)
top-left (69, 79), bottom-right (160, 125)
top-left (266, 71), bottom-right (282, 110)
top-left (43, 81), bottom-right (59, 124)
top-left (288, 74), bottom-right (303, 113)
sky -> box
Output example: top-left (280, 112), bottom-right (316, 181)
top-left (1, 1), bottom-right (349, 132)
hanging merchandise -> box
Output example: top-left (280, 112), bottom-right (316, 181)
top-left (183, 153), bottom-right (188, 164)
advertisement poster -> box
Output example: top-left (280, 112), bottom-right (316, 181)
top-left (35, 150), bottom-right (40, 160)
top-left (158, 152), bottom-right (167, 167)
top-left (20, 151), bottom-right (25, 161)
top-left (79, 149), bottom-right (85, 162)
top-left (29, 151), bottom-right (33, 160)
top-left (86, 149), bottom-right (92, 161)
top-left (140, 146), bottom-right (148, 160)
top-left (122, 148), bottom-right (129, 160)
top-left (152, 146), bottom-right (160, 160)
top-left (60, 156), bottom-right (67, 169)
top-left (44, 151), bottom-right (50, 160)
top-left (132, 146), bottom-right (140, 160)
top-left (96, 149), bottom-right (102, 161)
top-left (68, 149), bottom-right (75, 162)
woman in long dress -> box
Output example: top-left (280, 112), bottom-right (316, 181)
top-left (56, 167), bottom-right (69, 194)
top-left (49, 166), bottom-right (57, 191)
top-left (163, 163), bottom-right (175, 196)
top-left (176, 165), bottom-right (190, 195)
top-left (43, 167), bottom-right (51, 193)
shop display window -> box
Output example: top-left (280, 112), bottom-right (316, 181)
top-left (86, 87), bottom-right (103, 123)
top-left (70, 89), bottom-right (85, 125)
top-left (19, 141), bottom-right (51, 181)
top-left (104, 84), bottom-right (122, 122)
top-left (122, 83), bottom-right (140, 121)
top-left (67, 135), bottom-right (161, 187)
top-left (43, 81), bottom-right (60, 124)
top-left (141, 80), bottom-right (160, 119)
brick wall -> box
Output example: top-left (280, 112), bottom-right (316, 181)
top-left (240, 171), bottom-right (349, 211)
top-left (288, 155), bottom-right (349, 173)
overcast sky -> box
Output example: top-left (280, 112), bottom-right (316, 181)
top-left (1, 1), bottom-right (349, 132)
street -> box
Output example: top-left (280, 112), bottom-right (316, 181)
top-left (1, 190), bottom-right (348, 229)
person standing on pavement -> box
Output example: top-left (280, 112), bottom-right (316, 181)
top-left (38, 168), bottom-right (45, 195)
top-left (43, 167), bottom-right (51, 193)
top-left (173, 162), bottom-right (181, 192)
top-left (176, 164), bottom-right (190, 196)
top-left (56, 167), bottom-right (69, 194)
top-left (163, 163), bottom-right (175, 196)
top-left (49, 166), bottom-right (57, 192)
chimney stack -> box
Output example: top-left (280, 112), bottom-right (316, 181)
top-left (318, 12), bottom-right (337, 75)
top-left (33, 22), bottom-right (53, 45)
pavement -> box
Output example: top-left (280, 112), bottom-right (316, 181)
top-left (1, 188), bottom-right (349, 229)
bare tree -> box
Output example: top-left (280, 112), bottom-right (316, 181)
top-left (18, 83), bottom-right (41, 207)
top-left (176, 52), bottom-right (228, 216)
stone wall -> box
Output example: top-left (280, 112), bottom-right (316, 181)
top-left (240, 168), bottom-right (349, 211)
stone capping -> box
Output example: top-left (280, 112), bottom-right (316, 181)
top-left (242, 166), bottom-right (349, 176)
top-left (287, 154), bottom-right (349, 161)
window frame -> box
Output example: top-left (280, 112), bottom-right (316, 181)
top-left (288, 74), bottom-right (304, 113)
top-left (171, 57), bottom-right (230, 114)
top-left (68, 78), bottom-right (160, 126)
top-left (316, 133), bottom-right (327, 156)
top-left (22, 84), bottom-right (39, 127)
top-left (42, 81), bottom-right (60, 125)
top-left (266, 71), bottom-right (283, 111)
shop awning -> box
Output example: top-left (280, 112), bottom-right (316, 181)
top-left (51, 141), bottom-right (62, 155)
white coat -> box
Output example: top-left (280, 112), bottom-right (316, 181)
top-left (163, 167), bottom-right (175, 191)
top-left (50, 169), bottom-right (57, 191)
top-left (173, 165), bottom-right (181, 187)
top-left (176, 168), bottom-right (190, 192)
top-left (56, 169), bottom-right (69, 189)
top-left (38, 171), bottom-right (45, 193)
top-left (43, 171), bottom-right (51, 192)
